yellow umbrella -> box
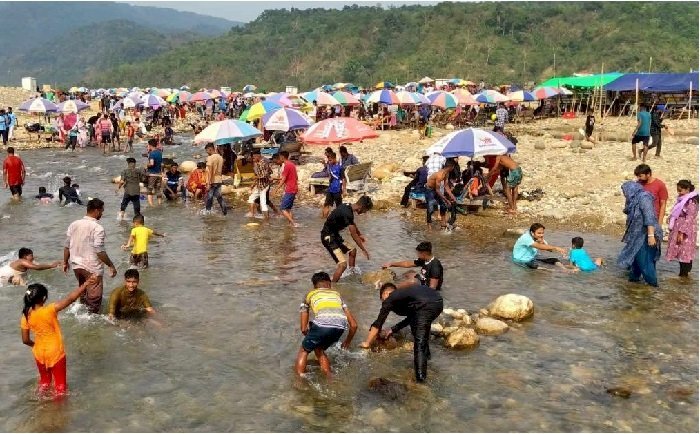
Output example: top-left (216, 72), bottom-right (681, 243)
top-left (69, 86), bottom-right (80, 93)
top-left (246, 100), bottom-right (283, 121)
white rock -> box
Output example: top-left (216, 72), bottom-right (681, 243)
top-left (444, 327), bottom-right (480, 349)
top-left (475, 317), bottom-right (509, 335)
top-left (430, 323), bottom-right (444, 335)
top-left (487, 294), bottom-right (534, 321)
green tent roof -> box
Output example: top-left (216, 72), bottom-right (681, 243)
top-left (538, 73), bottom-right (624, 89)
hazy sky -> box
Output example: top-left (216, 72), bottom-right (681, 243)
top-left (126, 1), bottom-right (436, 23)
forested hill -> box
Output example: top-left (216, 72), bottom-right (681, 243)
top-left (84, 1), bottom-right (699, 90)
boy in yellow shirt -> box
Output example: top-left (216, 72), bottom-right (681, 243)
top-left (121, 215), bottom-right (165, 269)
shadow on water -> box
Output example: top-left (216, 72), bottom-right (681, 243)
top-left (0, 144), bottom-right (697, 432)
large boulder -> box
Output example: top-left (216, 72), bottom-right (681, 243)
top-left (179, 160), bottom-right (197, 173)
top-left (373, 162), bottom-right (400, 181)
top-left (475, 317), bottom-right (509, 335)
top-left (444, 327), bottom-right (480, 349)
top-left (487, 294), bottom-right (534, 321)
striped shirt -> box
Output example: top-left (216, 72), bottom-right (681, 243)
top-left (300, 288), bottom-right (348, 330)
top-left (426, 154), bottom-right (446, 177)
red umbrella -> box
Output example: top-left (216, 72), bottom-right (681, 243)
top-left (301, 117), bottom-right (379, 145)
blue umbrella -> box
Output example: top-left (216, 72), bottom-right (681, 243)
top-left (18, 97), bottom-right (58, 113)
top-left (425, 128), bottom-right (516, 158)
top-left (194, 119), bottom-right (262, 145)
top-left (262, 108), bottom-right (312, 131)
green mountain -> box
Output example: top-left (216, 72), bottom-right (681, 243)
top-left (86, 1), bottom-right (699, 90)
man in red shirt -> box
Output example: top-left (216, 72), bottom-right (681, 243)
top-left (3, 147), bottom-right (25, 200)
top-left (273, 151), bottom-right (299, 227)
top-left (635, 164), bottom-right (668, 223)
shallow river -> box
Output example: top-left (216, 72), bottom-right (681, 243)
top-left (0, 139), bottom-right (697, 432)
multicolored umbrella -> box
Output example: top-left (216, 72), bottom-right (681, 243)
top-left (189, 91), bottom-right (212, 103)
top-left (425, 128), bottom-right (517, 158)
top-left (418, 76), bottom-right (434, 84)
top-left (332, 82), bottom-right (354, 90)
top-left (68, 86), bottom-right (80, 93)
top-left (262, 108), bottom-right (312, 132)
top-left (166, 92), bottom-right (180, 103)
top-left (427, 91), bottom-right (458, 109)
top-left (366, 89), bottom-right (400, 105)
top-left (141, 94), bottom-right (165, 108)
top-left (395, 90), bottom-right (420, 105)
top-left (246, 100), bottom-right (282, 121)
top-left (111, 97), bottom-right (141, 111)
top-left (56, 100), bottom-right (90, 113)
top-left (531, 87), bottom-right (560, 100)
top-left (151, 88), bottom-right (171, 97)
top-left (177, 91), bottom-right (192, 102)
top-left (301, 117), bottom-right (379, 145)
top-left (194, 119), bottom-right (262, 145)
top-left (208, 89), bottom-right (223, 98)
top-left (332, 91), bottom-right (361, 106)
top-left (302, 90), bottom-right (340, 106)
top-left (506, 90), bottom-right (537, 102)
top-left (557, 86), bottom-right (573, 95)
top-left (451, 89), bottom-right (478, 105)
top-left (18, 97), bottom-right (58, 113)
top-left (242, 84), bottom-right (257, 92)
top-left (266, 92), bottom-right (295, 107)
top-left (375, 81), bottom-right (395, 89)
top-left (474, 89), bottom-right (509, 104)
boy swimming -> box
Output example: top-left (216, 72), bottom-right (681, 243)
top-left (0, 247), bottom-right (61, 286)
top-left (121, 215), bottom-right (165, 269)
top-left (107, 269), bottom-right (156, 320)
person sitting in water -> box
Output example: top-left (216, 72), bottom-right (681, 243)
top-left (0, 247), bottom-right (61, 286)
top-left (295, 272), bottom-right (357, 378)
top-left (35, 187), bottom-right (54, 203)
top-left (164, 163), bottom-right (184, 201)
top-left (107, 269), bottom-right (155, 320)
top-left (186, 162), bottom-right (208, 200)
top-left (58, 176), bottom-right (82, 206)
top-left (512, 223), bottom-right (570, 271)
top-left (382, 241), bottom-right (444, 290)
top-left (567, 237), bottom-right (603, 272)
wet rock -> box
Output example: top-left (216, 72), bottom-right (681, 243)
top-left (606, 387), bottom-right (632, 399)
top-left (361, 269), bottom-right (396, 285)
top-left (368, 377), bottom-right (409, 401)
top-left (475, 317), bottom-right (509, 335)
top-left (444, 327), bottom-right (480, 349)
top-left (667, 387), bottom-right (694, 402)
top-left (367, 407), bottom-right (391, 428)
top-left (371, 335), bottom-right (399, 352)
top-left (179, 160), bottom-right (196, 173)
top-left (503, 228), bottom-right (525, 237)
top-left (430, 323), bottom-right (444, 335)
top-left (478, 308), bottom-right (489, 317)
top-left (487, 294), bottom-right (534, 321)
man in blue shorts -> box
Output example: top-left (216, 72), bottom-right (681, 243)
top-left (273, 151), bottom-right (299, 227)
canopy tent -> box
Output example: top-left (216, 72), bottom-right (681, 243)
top-left (537, 73), bottom-right (623, 89)
top-left (604, 72), bottom-right (699, 92)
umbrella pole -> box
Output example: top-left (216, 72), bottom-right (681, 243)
top-left (633, 78), bottom-right (639, 118)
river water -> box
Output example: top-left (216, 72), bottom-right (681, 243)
top-left (0, 138), bottom-right (697, 432)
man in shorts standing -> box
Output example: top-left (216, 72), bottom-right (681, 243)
top-left (205, 143), bottom-right (228, 215)
top-left (3, 147), bottom-right (25, 200)
top-left (321, 196), bottom-right (373, 282)
top-left (273, 151), bottom-right (299, 227)
top-left (146, 139), bottom-right (163, 207)
top-left (493, 154), bottom-right (522, 214)
top-left (631, 104), bottom-right (652, 162)
top-left (295, 272), bottom-right (357, 378)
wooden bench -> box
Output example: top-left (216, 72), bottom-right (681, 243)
top-left (309, 162), bottom-right (372, 194)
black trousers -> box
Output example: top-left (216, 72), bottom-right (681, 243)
top-left (409, 300), bottom-right (444, 382)
top-left (120, 193), bottom-right (141, 216)
top-left (680, 261), bottom-right (693, 277)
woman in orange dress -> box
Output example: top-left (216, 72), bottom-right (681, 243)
top-left (20, 275), bottom-right (96, 398)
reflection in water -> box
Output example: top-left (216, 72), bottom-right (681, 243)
top-left (0, 143), bottom-right (697, 432)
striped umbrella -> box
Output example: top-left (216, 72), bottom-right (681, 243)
top-left (395, 91), bottom-right (420, 105)
top-left (177, 91), bottom-right (192, 102)
top-left (474, 90), bottom-right (509, 104)
top-left (189, 91), bottom-right (213, 102)
top-left (427, 91), bottom-right (458, 109)
top-left (332, 91), bottom-right (361, 106)
top-left (194, 119), bottom-right (262, 145)
top-left (366, 89), bottom-right (400, 105)
top-left (301, 117), bottom-right (379, 145)
top-left (166, 92), bottom-right (180, 103)
top-left (302, 90), bottom-right (340, 106)
top-left (452, 88), bottom-right (478, 105)
top-left (56, 100), bottom-right (90, 113)
top-left (246, 100), bottom-right (282, 121)
top-left (18, 97), bottom-right (58, 113)
top-left (266, 92), bottom-right (295, 107)
top-left (531, 87), bottom-right (560, 100)
top-left (141, 94), bottom-right (165, 108)
top-left (506, 90), bottom-right (537, 102)
top-left (262, 108), bottom-right (312, 132)
top-left (425, 128), bottom-right (516, 158)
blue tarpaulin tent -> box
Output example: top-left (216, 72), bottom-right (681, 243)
top-left (604, 72), bottom-right (698, 92)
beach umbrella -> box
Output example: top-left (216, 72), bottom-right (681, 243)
top-left (474, 89), bottom-right (509, 104)
top-left (246, 100), bottom-right (282, 121)
top-left (506, 90), bottom-right (537, 102)
top-left (395, 91), bottom-right (420, 105)
top-left (531, 87), bottom-right (560, 100)
top-left (127, 91), bottom-right (144, 100)
top-left (331, 91), bottom-right (361, 106)
top-left (302, 90), bottom-right (340, 106)
top-left (557, 86), bottom-right (573, 95)
top-left (189, 91), bottom-right (213, 103)
top-left (111, 97), bottom-right (140, 111)
top-left (68, 86), bottom-right (80, 93)
top-left (18, 97), bottom-right (58, 113)
top-left (166, 92), bottom-right (179, 103)
top-left (418, 76), bottom-right (434, 84)
top-left (301, 117), bottom-right (379, 145)
top-left (366, 89), bottom-right (400, 105)
top-left (427, 91), bottom-right (458, 109)
top-left (412, 92), bottom-right (431, 105)
top-left (180, 85), bottom-right (190, 91)
top-left (208, 89), bottom-right (223, 98)
top-left (451, 88), bottom-right (478, 105)
top-left (194, 119), bottom-right (262, 145)
top-left (177, 91), bottom-right (192, 102)
top-left (141, 94), bottom-right (165, 108)
top-left (238, 108), bottom-right (251, 122)
top-left (153, 89), bottom-right (171, 98)
top-left (262, 108), bottom-right (313, 132)
top-left (375, 81), bottom-right (395, 89)
top-left (56, 100), bottom-right (89, 113)
top-left (242, 84), bottom-right (257, 92)
top-left (425, 128), bottom-right (516, 158)
top-left (266, 92), bottom-right (295, 107)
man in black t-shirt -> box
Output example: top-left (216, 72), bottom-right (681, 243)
top-left (382, 241), bottom-right (444, 290)
top-left (321, 195), bottom-right (373, 282)
top-left (360, 283), bottom-right (444, 382)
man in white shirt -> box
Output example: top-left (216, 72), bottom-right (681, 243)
top-left (63, 198), bottom-right (117, 313)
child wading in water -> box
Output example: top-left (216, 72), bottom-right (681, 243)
top-left (20, 275), bottom-right (98, 398)
top-left (121, 214), bottom-right (165, 269)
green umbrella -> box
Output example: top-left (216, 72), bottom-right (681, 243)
top-left (239, 108), bottom-right (250, 122)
